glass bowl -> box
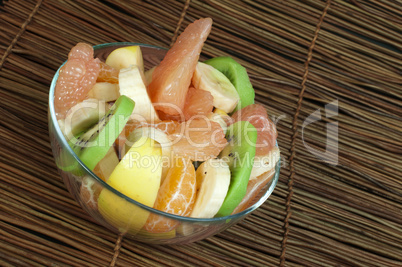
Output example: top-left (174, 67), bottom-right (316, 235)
top-left (48, 42), bottom-right (280, 244)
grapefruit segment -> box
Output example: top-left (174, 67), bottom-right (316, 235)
top-left (68, 43), bottom-right (93, 61)
top-left (54, 43), bottom-right (100, 119)
top-left (148, 18), bottom-right (213, 117)
top-left (170, 118), bottom-right (227, 161)
top-left (230, 104), bottom-right (277, 155)
top-left (183, 86), bottom-right (214, 120)
top-left (80, 176), bottom-right (102, 210)
top-left (143, 157), bottom-right (196, 233)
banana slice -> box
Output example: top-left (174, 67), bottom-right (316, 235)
top-left (190, 158), bottom-right (231, 218)
top-left (63, 98), bottom-right (107, 138)
top-left (207, 108), bottom-right (231, 134)
top-left (126, 126), bottom-right (172, 183)
top-left (207, 112), bottom-right (227, 134)
top-left (119, 65), bottom-right (160, 122)
top-left (250, 147), bottom-right (280, 180)
top-left (213, 108), bottom-right (230, 117)
top-left (192, 62), bottom-right (240, 114)
top-left (87, 82), bottom-right (120, 102)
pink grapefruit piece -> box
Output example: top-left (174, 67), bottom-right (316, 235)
top-left (148, 18), bottom-right (213, 117)
top-left (231, 169), bottom-right (275, 214)
top-left (230, 104), bottom-right (277, 156)
top-left (169, 118), bottom-right (227, 161)
top-left (54, 43), bottom-right (100, 119)
top-left (183, 86), bottom-right (214, 120)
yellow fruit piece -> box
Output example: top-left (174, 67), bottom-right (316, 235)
top-left (87, 82), bottom-right (120, 102)
top-left (137, 228), bottom-right (176, 239)
top-left (98, 136), bottom-right (162, 234)
top-left (144, 66), bottom-right (156, 86)
top-left (207, 108), bottom-right (229, 134)
top-left (105, 46), bottom-right (144, 72)
top-left (213, 108), bottom-right (229, 117)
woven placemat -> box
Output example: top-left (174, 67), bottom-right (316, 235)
top-left (0, 0), bottom-right (401, 266)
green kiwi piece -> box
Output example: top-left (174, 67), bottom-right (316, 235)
top-left (204, 57), bottom-right (255, 112)
top-left (71, 95), bottom-right (134, 171)
top-left (216, 121), bottom-right (257, 217)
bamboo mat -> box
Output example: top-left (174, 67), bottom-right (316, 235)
top-left (0, 0), bottom-right (401, 266)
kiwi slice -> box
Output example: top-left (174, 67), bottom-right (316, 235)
top-left (204, 57), bottom-right (255, 112)
top-left (216, 121), bottom-right (257, 217)
top-left (71, 95), bottom-right (135, 171)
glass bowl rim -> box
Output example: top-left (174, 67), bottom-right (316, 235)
top-left (48, 42), bottom-right (280, 223)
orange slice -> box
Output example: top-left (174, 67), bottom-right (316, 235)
top-left (144, 157), bottom-right (196, 233)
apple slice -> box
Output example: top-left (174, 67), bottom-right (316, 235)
top-left (87, 82), bottom-right (120, 102)
top-left (98, 136), bottom-right (162, 234)
top-left (106, 46), bottom-right (144, 72)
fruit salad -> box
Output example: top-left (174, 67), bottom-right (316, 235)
top-left (54, 18), bottom-right (279, 234)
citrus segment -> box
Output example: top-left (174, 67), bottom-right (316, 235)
top-left (230, 104), bottom-right (277, 155)
top-left (80, 176), bottom-right (103, 210)
top-left (54, 43), bottom-right (100, 119)
top-left (68, 43), bottom-right (93, 61)
top-left (123, 120), bottom-right (180, 137)
top-left (97, 61), bottom-right (119, 83)
top-left (183, 86), bottom-right (214, 120)
top-left (170, 118), bottom-right (227, 161)
top-left (148, 18), bottom-right (213, 117)
top-left (231, 169), bottom-right (275, 214)
top-left (144, 157), bottom-right (196, 233)
top-left (156, 110), bottom-right (185, 122)
top-left (153, 120), bottom-right (181, 135)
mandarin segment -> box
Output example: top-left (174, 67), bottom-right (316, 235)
top-left (97, 61), bottom-right (119, 83)
top-left (144, 157), bottom-right (196, 233)
top-left (148, 18), bottom-right (212, 117)
top-left (80, 176), bottom-right (103, 210)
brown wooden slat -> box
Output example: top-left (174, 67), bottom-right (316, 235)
top-left (0, 0), bottom-right (401, 266)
